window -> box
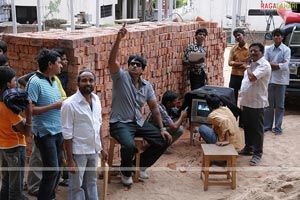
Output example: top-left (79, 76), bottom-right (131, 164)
top-left (16, 6), bottom-right (37, 24)
top-left (101, 5), bottom-right (112, 18)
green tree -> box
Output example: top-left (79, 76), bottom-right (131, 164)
top-left (152, 0), bottom-right (187, 9)
top-left (44, 0), bottom-right (62, 20)
top-left (43, 0), bottom-right (63, 29)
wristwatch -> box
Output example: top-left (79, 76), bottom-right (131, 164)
top-left (160, 127), bottom-right (167, 131)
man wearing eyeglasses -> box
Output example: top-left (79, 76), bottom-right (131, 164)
top-left (108, 24), bottom-right (172, 186)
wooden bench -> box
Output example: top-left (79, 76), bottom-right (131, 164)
top-left (200, 144), bottom-right (238, 191)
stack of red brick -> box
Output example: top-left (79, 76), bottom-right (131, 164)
top-left (2, 21), bottom-right (226, 152)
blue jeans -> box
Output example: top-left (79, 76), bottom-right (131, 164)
top-left (110, 122), bottom-right (169, 177)
top-left (35, 133), bottom-right (63, 200)
top-left (198, 125), bottom-right (217, 144)
top-left (264, 84), bottom-right (286, 132)
top-left (68, 154), bottom-right (98, 200)
top-left (0, 146), bottom-right (27, 200)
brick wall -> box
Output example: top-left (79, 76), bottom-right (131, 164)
top-left (2, 21), bottom-right (226, 153)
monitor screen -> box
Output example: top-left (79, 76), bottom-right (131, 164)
top-left (190, 98), bottom-right (211, 124)
top-left (196, 101), bottom-right (210, 117)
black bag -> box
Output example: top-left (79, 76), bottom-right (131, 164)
top-left (2, 88), bottom-right (29, 114)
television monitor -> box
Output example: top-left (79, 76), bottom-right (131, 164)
top-left (190, 98), bottom-right (211, 124)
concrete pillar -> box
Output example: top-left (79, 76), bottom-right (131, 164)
top-left (133, 0), bottom-right (138, 18)
top-left (157, 0), bottom-right (162, 21)
top-left (70, 0), bottom-right (75, 30)
top-left (96, 0), bottom-right (100, 27)
top-left (231, 0), bottom-right (237, 44)
top-left (112, 2), bottom-right (116, 21)
top-left (37, 0), bottom-right (42, 31)
top-left (169, 0), bottom-right (173, 17)
top-left (122, 0), bottom-right (127, 19)
top-left (11, 0), bottom-right (17, 33)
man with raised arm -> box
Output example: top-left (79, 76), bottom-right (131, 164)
top-left (108, 24), bottom-right (172, 186)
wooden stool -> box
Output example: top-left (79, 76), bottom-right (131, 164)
top-left (99, 156), bottom-right (109, 200)
top-left (108, 137), bottom-right (144, 183)
top-left (200, 144), bottom-right (238, 191)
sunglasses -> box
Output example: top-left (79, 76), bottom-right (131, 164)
top-left (130, 62), bottom-right (142, 67)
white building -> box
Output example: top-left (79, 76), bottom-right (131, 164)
top-left (0, 0), bottom-right (293, 30)
top-left (185, 0), bottom-right (287, 31)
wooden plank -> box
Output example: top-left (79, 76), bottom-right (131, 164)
top-left (201, 144), bottom-right (238, 156)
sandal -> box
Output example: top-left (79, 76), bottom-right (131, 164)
top-left (249, 155), bottom-right (261, 166)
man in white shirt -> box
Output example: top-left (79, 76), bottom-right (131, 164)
top-left (239, 43), bottom-right (271, 166)
top-left (61, 70), bottom-right (108, 200)
top-left (264, 28), bottom-right (291, 135)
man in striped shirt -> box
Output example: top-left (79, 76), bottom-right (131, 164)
top-left (26, 49), bottom-right (64, 200)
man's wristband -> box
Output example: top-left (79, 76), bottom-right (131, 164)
top-left (160, 127), bottom-right (167, 132)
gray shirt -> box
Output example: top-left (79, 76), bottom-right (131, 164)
top-left (264, 43), bottom-right (291, 85)
top-left (110, 69), bottom-right (156, 127)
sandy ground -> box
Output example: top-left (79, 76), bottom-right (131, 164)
top-left (28, 106), bottom-right (299, 200)
top-left (23, 47), bottom-right (300, 200)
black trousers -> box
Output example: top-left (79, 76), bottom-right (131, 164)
top-left (242, 106), bottom-right (264, 157)
top-left (110, 122), bottom-right (169, 177)
top-left (229, 74), bottom-right (244, 105)
top-left (190, 71), bottom-right (206, 91)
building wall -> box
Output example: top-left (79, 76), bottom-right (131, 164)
top-left (13, 0), bottom-right (118, 25)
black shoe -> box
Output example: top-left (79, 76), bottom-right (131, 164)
top-left (238, 148), bottom-right (253, 156)
top-left (264, 128), bottom-right (272, 132)
top-left (272, 128), bottom-right (282, 135)
top-left (58, 179), bottom-right (68, 187)
top-left (28, 190), bottom-right (38, 197)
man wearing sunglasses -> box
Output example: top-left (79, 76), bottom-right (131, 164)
top-left (108, 24), bottom-right (172, 186)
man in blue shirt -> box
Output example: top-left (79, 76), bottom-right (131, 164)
top-left (264, 28), bottom-right (291, 135)
top-left (26, 49), bottom-right (64, 200)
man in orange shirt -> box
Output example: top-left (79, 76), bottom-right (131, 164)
top-left (228, 28), bottom-right (250, 105)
